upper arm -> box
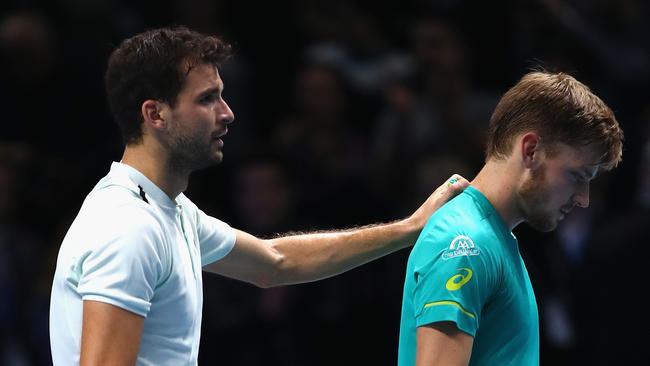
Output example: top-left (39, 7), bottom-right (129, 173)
top-left (411, 230), bottom-right (500, 337)
top-left (80, 300), bottom-right (144, 366)
top-left (416, 322), bottom-right (473, 366)
top-left (77, 209), bottom-right (166, 317)
top-left (203, 229), bottom-right (282, 287)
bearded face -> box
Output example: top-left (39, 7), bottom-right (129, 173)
top-left (162, 63), bottom-right (233, 173)
top-left (518, 164), bottom-right (569, 232)
top-left (516, 144), bottom-right (599, 232)
top-left (165, 120), bottom-right (218, 173)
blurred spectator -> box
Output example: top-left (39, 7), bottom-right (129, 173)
top-left (0, 12), bottom-right (55, 90)
top-left (200, 158), bottom-right (302, 365)
top-left (0, 12), bottom-right (61, 143)
top-left (406, 18), bottom-right (497, 162)
top-left (0, 143), bottom-right (49, 365)
top-left (231, 158), bottom-right (297, 235)
top-left (538, 0), bottom-right (650, 83)
top-left (368, 19), bottom-right (496, 208)
top-left (302, 2), bottom-right (413, 98)
top-left (272, 63), bottom-right (373, 227)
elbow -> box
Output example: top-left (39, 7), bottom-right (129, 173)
top-left (253, 242), bottom-right (286, 288)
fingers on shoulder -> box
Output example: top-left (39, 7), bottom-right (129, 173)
top-left (447, 174), bottom-right (470, 191)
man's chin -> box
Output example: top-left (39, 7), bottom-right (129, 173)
top-left (525, 216), bottom-right (558, 232)
top-left (206, 148), bottom-right (224, 164)
top-left (185, 153), bottom-right (223, 173)
top-left (213, 151), bottom-right (224, 164)
top-left (203, 153), bottom-right (223, 169)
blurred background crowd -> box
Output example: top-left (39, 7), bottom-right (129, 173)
top-left (1, 0), bottom-right (649, 364)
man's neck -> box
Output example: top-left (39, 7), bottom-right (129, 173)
top-left (471, 159), bottom-right (524, 230)
top-left (121, 142), bottom-right (189, 201)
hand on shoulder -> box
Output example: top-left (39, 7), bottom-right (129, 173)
top-left (407, 174), bottom-right (470, 230)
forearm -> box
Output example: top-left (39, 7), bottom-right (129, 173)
top-left (207, 175), bottom-right (468, 288)
top-left (267, 218), bottom-right (418, 286)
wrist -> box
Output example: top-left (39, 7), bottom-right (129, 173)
top-left (396, 216), bottom-right (423, 247)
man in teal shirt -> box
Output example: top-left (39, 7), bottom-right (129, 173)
top-left (398, 71), bottom-right (624, 365)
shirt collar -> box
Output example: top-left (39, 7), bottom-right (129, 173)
top-left (110, 162), bottom-right (179, 211)
top-left (463, 185), bottom-right (516, 242)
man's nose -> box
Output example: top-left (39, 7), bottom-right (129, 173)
top-left (573, 182), bottom-right (590, 208)
top-left (218, 99), bottom-right (234, 125)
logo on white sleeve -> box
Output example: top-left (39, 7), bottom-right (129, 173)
top-left (442, 235), bottom-right (480, 260)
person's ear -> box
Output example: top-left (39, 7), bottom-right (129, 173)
top-left (141, 100), bottom-right (169, 131)
top-left (520, 132), bottom-right (544, 169)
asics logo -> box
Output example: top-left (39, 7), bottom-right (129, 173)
top-left (445, 268), bottom-right (473, 291)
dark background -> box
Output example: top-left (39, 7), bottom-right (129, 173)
top-left (1, 0), bottom-right (649, 365)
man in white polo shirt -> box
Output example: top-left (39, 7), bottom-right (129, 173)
top-left (49, 27), bottom-right (469, 365)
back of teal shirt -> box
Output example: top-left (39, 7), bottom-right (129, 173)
top-left (398, 186), bottom-right (539, 366)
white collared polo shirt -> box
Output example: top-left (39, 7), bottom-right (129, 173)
top-left (49, 162), bottom-right (236, 365)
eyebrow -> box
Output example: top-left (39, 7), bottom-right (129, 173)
top-left (197, 86), bottom-right (222, 98)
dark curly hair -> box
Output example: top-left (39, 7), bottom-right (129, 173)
top-left (105, 27), bottom-right (232, 145)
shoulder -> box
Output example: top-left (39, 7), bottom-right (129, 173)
top-left (61, 189), bottom-right (170, 283)
top-left (69, 185), bottom-right (166, 249)
top-left (417, 193), bottom-right (491, 246)
top-left (411, 193), bottom-right (505, 265)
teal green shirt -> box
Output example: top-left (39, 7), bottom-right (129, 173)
top-left (398, 186), bottom-right (539, 366)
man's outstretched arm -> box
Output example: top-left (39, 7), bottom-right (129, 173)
top-left (204, 174), bottom-right (469, 287)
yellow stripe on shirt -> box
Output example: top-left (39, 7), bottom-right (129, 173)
top-left (423, 300), bottom-right (476, 319)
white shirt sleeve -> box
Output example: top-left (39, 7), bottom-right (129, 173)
top-left (175, 194), bottom-right (236, 267)
top-left (197, 211), bottom-right (237, 266)
top-left (192, 210), bottom-right (236, 267)
top-left (76, 206), bottom-right (167, 317)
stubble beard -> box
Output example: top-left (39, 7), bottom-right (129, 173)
top-left (518, 164), bottom-right (558, 232)
top-left (166, 128), bottom-right (220, 174)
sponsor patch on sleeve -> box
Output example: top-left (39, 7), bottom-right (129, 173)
top-left (442, 235), bottom-right (480, 260)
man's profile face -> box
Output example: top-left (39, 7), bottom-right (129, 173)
top-left (517, 143), bottom-right (601, 232)
top-left (164, 63), bottom-right (234, 171)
